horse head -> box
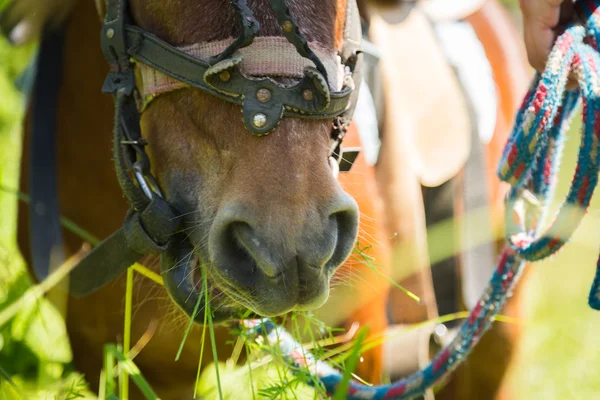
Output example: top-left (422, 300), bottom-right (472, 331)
top-left (120, 0), bottom-right (360, 320)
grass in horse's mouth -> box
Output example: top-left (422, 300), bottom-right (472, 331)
top-left (186, 254), bottom-right (256, 321)
top-left (190, 255), bottom-right (220, 296)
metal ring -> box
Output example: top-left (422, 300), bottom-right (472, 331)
top-left (146, 174), bottom-right (164, 199)
top-left (121, 139), bottom-right (148, 146)
top-left (133, 162), bottom-right (154, 200)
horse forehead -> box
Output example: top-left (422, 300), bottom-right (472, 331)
top-left (130, 0), bottom-right (339, 47)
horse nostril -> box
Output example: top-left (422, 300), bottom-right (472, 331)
top-left (324, 192), bottom-right (359, 270)
top-left (228, 222), bottom-right (281, 279)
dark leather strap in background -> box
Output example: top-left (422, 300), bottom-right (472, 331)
top-left (29, 28), bottom-right (66, 282)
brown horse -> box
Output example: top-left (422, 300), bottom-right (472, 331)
top-left (359, 0), bottom-right (532, 398)
top-left (3, 0), bottom-right (533, 398)
top-left (5, 0), bottom-right (392, 398)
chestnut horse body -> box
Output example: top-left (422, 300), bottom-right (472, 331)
top-left (6, 0), bottom-right (531, 398)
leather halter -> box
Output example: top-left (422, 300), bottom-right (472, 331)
top-left (30, 0), bottom-right (365, 312)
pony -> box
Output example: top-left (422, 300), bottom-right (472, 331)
top-left (1, 0), bottom-right (532, 398)
top-left (4, 0), bottom-right (392, 398)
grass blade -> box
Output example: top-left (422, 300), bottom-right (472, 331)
top-left (203, 267), bottom-right (223, 400)
top-left (333, 326), bottom-right (368, 400)
top-left (121, 268), bottom-right (134, 399)
top-left (105, 344), bottom-right (159, 399)
top-left (176, 290), bottom-right (204, 361)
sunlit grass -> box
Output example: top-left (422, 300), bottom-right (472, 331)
top-left (103, 344), bottom-right (159, 400)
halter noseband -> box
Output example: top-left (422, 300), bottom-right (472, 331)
top-left (64, 0), bottom-right (365, 305)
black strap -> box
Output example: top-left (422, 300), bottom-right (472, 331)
top-left (29, 27), bottom-right (66, 282)
top-left (121, 26), bottom-right (352, 114)
top-left (26, 17), bottom-right (181, 294)
top-left (68, 95), bottom-right (182, 295)
top-left (209, 0), bottom-right (260, 64)
top-left (268, 0), bottom-right (330, 82)
top-left (68, 228), bottom-right (143, 296)
top-left (52, 0), bottom-right (178, 296)
top-left (69, 197), bottom-right (180, 296)
top-left (68, 86), bottom-right (182, 295)
top-left (330, 0), bottom-right (363, 169)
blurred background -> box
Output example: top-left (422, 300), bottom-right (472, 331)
top-left (2, 0), bottom-right (600, 399)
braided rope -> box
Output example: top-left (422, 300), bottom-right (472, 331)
top-left (240, 1), bottom-right (600, 398)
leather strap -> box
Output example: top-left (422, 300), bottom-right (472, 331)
top-left (69, 87), bottom-right (182, 296)
top-left (120, 27), bottom-right (353, 127)
top-left (209, 0), bottom-right (260, 64)
top-left (29, 27), bottom-right (66, 283)
top-left (268, 0), bottom-right (330, 81)
top-left (67, 97), bottom-right (182, 295)
top-left (330, 0), bottom-right (364, 169)
top-left (69, 198), bottom-right (180, 296)
top-left (68, 228), bottom-right (142, 296)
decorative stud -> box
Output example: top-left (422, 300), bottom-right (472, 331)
top-left (253, 113), bottom-right (267, 128)
top-left (256, 88), bottom-right (272, 103)
top-left (106, 28), bottom-right (115, 39)
top-left (303, 89), bottom-right (313, 101)
top-left (282, 21), bottom-right (293, 33)
top-left (219, 71), bottom-right (231, 82)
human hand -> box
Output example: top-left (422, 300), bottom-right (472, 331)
top-left (519, 0), bottom-right (576, 72)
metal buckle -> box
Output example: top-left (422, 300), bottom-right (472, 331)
top-left (121, 139), bottom-right (147, 146)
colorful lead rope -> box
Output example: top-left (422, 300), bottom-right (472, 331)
top-left (242, 1), bottom-right (600, 398)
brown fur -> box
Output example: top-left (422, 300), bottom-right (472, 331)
top-left (130, 0), bottom-right (336, 47)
